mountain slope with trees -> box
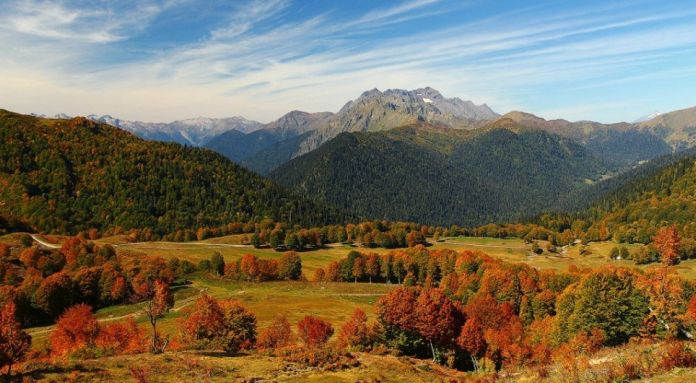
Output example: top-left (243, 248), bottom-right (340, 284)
top-left (539, 150), bottom-right (696, 243)
top-left (0, 110), bottom-right (346, 235)
top-left (488, 112), bottom-right (673, 167)
top-left (204, 111), bottom-right (332, 164)
top-left (271, 124), bottom-right (607, 226)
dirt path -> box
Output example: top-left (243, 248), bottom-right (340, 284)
top-left (27, 288), bottom-right (205, 336)
top-left (30, 234), bottom-right (61, 249)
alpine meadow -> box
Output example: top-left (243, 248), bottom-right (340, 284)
top-left (2, 1), bottom-right (696, 382)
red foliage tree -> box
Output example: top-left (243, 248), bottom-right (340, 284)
top-left (258, 315), bottom-right (294, 350)
top-left (110, 275), bottom-right (129, 303)
top-left (687, 294), bottom-right (696, 320)
top-left (338, 308), bottom-right (371, 350)
top-left (0, 302), bottom-right (31, 377)
top-left (414, 288), bottom-right (460, 360)
top-left (0, 243), bottom-right (9, 258)
top-left (297, 315), bottom-right (334, 347)
top-left (376, 287), bottom-right (419, 333)
top-left (180, 294), bottom-right (225, 347)
top-left (50, 303), bottom-right (99, 357)
top-left (457, 318), bottom-right (486, 368)
top-left (654, 225), bottom-right (681, 266)
top-left (96, 317), bottom-right (146, 354)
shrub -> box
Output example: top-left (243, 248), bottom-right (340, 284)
top-left (219, 300), bottom-right (257, 354)
top-left (275, 346), bottom-right (358, 369)
top-left (258, 315), bottom-right (294, 350)
top-left (659, 341), bottom-right (696, 370)
top-left (338, 308), bottom-right (371, 350)
top-left (297, 315), bottom-right (334, 347)
top-left (95, 317), bottom-right (147, 355)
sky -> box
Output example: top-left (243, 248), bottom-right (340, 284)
top-left (1, 0), bottom-right (695, 124)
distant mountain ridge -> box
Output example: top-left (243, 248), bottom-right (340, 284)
top-left (637, 106), bottom-right (696, 151)
top-left (31, 112), bottom-right (263, 147)
top-left (207, 87), bottom-right (500, 174)
top-left (488, 111), bottom-right (673, 167)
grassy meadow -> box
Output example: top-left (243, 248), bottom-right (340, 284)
top-left (11, 232), bottom-right (696, 382)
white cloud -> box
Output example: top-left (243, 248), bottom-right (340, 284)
top-left (0, 0), bottom-right (694, 123)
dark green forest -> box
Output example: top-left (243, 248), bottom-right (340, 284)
top-left (0, 110), bottom-right (348, 235)
top-left (271, 125), bottom-right (607, 226)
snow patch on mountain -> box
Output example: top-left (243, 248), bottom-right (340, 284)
top-left (633, 111), bottom-right (662, 123)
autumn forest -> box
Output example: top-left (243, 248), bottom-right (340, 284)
top-left (2, 3), bottom-right (696, 379)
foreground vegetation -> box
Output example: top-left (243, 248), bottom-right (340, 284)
top-left (3, 234), bottom-right (696, 381)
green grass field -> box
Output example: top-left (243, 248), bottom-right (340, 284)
top-left (30, 232), bottom-right (696, 280)
top-left (14, 233), bottom-right (696, 382)
top-left (21, 234), bottom-right (696, 344)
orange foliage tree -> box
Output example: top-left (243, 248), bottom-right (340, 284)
top-left (0, 302), bottom-right (31, 377)
top-left (338, 308), bottom-right (371, 350)
top-left (50, 303), bottom-right (99, 357)
top-left (96, 317), bottom-right (146, 354)
top-left (180, 294), bottom-right (225, 348)
top-left (297, 315), bottom-right (334, 347)
top-left (143, 280), bottom-right (174, 353)
top-left (179, 295), bottom-right (256, 354)
top-left (654, 225), bottom-right (681, 266)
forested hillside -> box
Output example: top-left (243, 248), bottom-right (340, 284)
top-left (538, 150), bottom-right (696, 242)
top-left (488, 113), bottom-right (672, 167)
top-left (0, 110), bottom-right (346, 235)
top-left (271, 125), bottom-right (607, 226)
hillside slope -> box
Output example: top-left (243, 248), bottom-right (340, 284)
top-left (271, 125), bottom-right (606, 226)
top-left (535, 148), bottom-right (696, 242)
top-left (638, 105), bottom-right (696, 150)
top-left (205, 111), bottom-right (332, 164)
top-left (0, 110), bottom-right (345, 235)
top-left (490, 112), bottom-right (672, 167)
top-left (577, 152), bottom-right (696, 242)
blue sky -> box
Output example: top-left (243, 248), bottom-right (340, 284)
top-left (1, 0), bottom-right (695, 123)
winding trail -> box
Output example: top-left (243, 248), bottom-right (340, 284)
top-left (27, 287), bottom-right (206, 336)
top-left (30, 234), bottom-right (61, 249)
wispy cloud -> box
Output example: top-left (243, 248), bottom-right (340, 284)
top-left (0, 0), bottom-right (694, 123)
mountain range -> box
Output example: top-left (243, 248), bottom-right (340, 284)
top-left (31, 113), bottom-right (263, 147)
top-left (19, 87), bottom-right (696, 229)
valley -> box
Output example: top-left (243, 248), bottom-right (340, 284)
top-left (3, 1), bottom-right (696, 381)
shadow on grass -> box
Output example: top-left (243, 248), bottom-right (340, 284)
top-left (12, 362), bottom-right (105, 382)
